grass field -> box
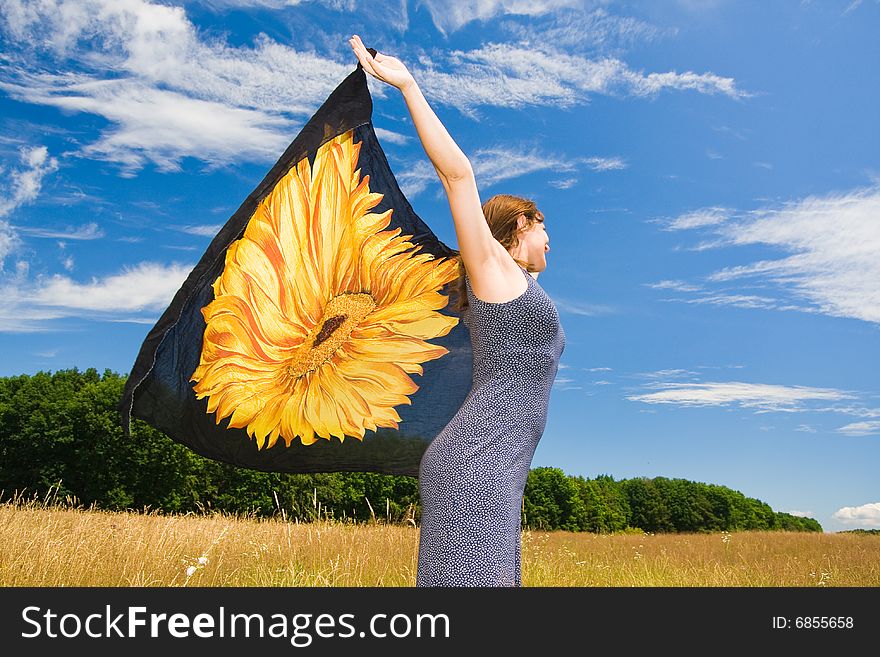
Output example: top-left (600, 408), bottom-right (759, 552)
top-left (2, 495), bottom-right (877, 587)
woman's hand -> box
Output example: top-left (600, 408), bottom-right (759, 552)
top-left (348, 34), bottom-right (415, 92)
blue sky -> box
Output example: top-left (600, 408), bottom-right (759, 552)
top-left (0, 0), bottom-right (877, 533)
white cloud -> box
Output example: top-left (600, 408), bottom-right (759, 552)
top-left (500, 6), bottom-right (670, 52)
top-left (639, 368), bottom-right (700, 379)
top-left (0, 0), bottom-right (350, 171)
top-left (2, 73), bottom-right (296, 174)
top-left (644, 279), bottom-right (703, 292)
top-left (0, 261), bottom-right (192, 332)
top-left (17, 222), bottom-right (104, 240)
top-left (673, 292), bottom-right (783, 310)
top-left (676, 0), bottom-right (728, 11)
top-left (0, 221), bottom-right (21, 271)
top-left (0, 145), bottom-right (59, 217)
top-left (832, 502), bottom-right (880, 527)
top-left (374, 127), bottom-right (410, 145)
top-left (395, 160), bottom-right (436, 198)
top-left (472, 146), bottom-right (585, 187)
top-left (584, 156), bottom-right (626, 171)
top-left (553, 375), bottom-right (581, 390)
top-left (415, 43), bottom-right (746, 115)
top-left (0, 145), bottom-right (60, 269)
top-left (627, 381), bottom-right (855, 413)
top-left (549, 178), bottom-right (578, 189)
top-left (836, 420), bottom-right (880, 436)
top-left (552, 298), bottom-right (614, 316)
top-left (190, 0), bottom-right (308, 8)
top-left (418, 0), bottom-right (582, 35)
top-left (199, 0), bottom-right (408, 32)
top-left (786, 509), bottom-right (813, 518)
top-left (178, 225), bottom-right (223, 237)
top-left (1, 1), bottom-right (744, 172)
top-left (395, 143), bottom-right (622, 196)
top-left (842, 0), bottom-right (864, 15)
top-left (665, 206), bottom-right (731, 231)
top-left (656, 185), bottom-right (880, 325)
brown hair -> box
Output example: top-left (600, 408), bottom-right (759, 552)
top-left (450, 193), bottom-right (544, 313)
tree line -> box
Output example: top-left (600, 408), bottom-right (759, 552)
top-left (0, 368), bottom-right (821, 532)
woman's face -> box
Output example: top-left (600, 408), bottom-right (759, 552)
top-left (515, 214), bottom-right (550, 271)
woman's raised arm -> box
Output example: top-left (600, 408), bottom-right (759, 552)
top-left (349, 35), bottom-right (499, 272)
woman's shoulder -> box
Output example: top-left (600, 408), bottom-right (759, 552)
top-left (464, 249), bottom-right (529, 305)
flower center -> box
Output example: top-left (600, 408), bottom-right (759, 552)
top-left (286, 292), bottom-right (377, 378)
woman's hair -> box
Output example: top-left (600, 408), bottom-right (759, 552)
top-left (449, 193), bottom-right (544, 313)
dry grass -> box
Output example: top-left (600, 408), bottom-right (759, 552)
top-left (2, 494), bottom-right (877, 587)
top-left (521, 529), bottom-right (879, 586)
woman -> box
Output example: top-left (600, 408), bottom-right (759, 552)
top-left (349, 35), bottom-right (565, 587)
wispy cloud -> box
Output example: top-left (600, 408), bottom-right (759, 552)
top-left (663, 206), bottom-right (731, 231)
top-left (832, 502), bottom-right (880, 527)
top-left (177, 225), bottom-right (223, 237)
top-left (654, 185), bottom-right (880, 324)
top-left (17, 222), bottom-right (104, 240)
top-left (836, 420), bottom-right (880, 437)
top-left (0, 0), bottom-right (350, 172)
top-left (842, 0), bottom-right (865, 15)
top-left (638, 368), bottom-right (701, 379)
top-left (0, 145), bottom-right (60, 269)
top-left (416, 42), bottom-right (747, 116)
top-left (1, 1), bottom-right (744, 172)
top-left (672, 292), bottom-right (783, 310)
top-left (0, 220), bottom-right (18, 270)
top-left (2, 73), bottom-right (295, 174)
top-left (627, 381), bottom-right (855, 413)
top-left (472, 146), bottom-right (624, 187)
top-left (0, 145), bottom-right (59, 217)
top-left (549, 178), bottom-right (578, 190)
top-left (553, 298), bottom-right (615, 316)
top-left (374, 127), bottom-right (410, 145)
top-left (585, 156), bottom-right (627, 171)
top-left (0, 261), bottom-right (191, 332)
top-left (644, 279), bottom-right (704, 292)
top-left (419, 0), bottom-right (582, 35)
top-left (500, 5), bottom-right (671, 52)
top-left (395, 144), bottom-right (623, 197)
top-left (553, 375), bottom-right (582, 390)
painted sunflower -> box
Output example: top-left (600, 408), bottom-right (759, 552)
top-left (190, 129), bottom-right (460, 449)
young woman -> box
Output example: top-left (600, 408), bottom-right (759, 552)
top-left (349, 35), bottom-right (565, 587)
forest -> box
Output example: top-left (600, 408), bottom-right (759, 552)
top-left (0, 368), bottom-right (822, 533)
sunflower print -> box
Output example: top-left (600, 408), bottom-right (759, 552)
top-left (190, 130), bottom-right (460, 449)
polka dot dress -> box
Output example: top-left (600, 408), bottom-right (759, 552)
top-left (417, 264), bottom-right (566, 586)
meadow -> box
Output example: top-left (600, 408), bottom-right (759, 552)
top-left (1, 493), bottom-right (877, 587)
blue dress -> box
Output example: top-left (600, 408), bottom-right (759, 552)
top-left (417, 265), bottom-right (565, 586)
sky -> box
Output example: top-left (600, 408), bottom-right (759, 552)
top-left (0, 0), bottom-right (877, 534)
